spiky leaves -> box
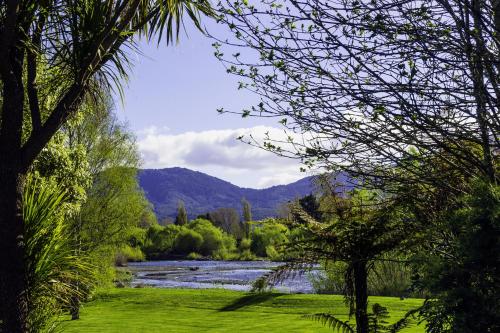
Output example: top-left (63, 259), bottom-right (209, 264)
top-left (23, 177), bottom-right (93, 331)
top-left (305, 313), bottom-right (354, 333)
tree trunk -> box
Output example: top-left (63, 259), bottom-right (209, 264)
top-left (0, 37), bottom-right (29, 332)
top-left (0, 165), bottom-right (28, 333)
top-left (70, 295), bottom-right (80, 320)
top-left (353, 261), bottom-right (369, 333)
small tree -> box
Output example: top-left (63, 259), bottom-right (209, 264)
top-left (209, 207), bottom-right (243, 238)
top-left (175, 201), bottom-right (188, 226)
top-left (258, 187), bottom-right (416, 333)
top-left (242, 198), bottom-right (252, 237)
top-left (242, 198), bottom-right (252, 222)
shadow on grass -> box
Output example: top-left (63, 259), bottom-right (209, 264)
top-left (219, 293), bottom-right (285, 312)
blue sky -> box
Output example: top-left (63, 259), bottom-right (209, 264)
top-left (114, 19), bottom-right (306, 188)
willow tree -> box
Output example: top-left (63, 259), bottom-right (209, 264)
top-left (214, 0), bottom-right (499, 190)
top-left (0, 1), bottom-right (213, 331)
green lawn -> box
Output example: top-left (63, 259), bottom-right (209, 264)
top-left (59, 288), bottom-right (424, 333)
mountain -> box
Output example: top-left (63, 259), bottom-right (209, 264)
top-left (138, 167), bottom-right (318, 221)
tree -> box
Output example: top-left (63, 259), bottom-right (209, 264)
top-left (215, 1), bottom-right (500, 330)
top-left (416, 181), bottom-right (500, 333)
top-left (262, 189), bottom-right (414, 333)
top-left (250, 220), bottom-right (288, 258)
top-left (242, 198), bottom-right (252, 237)
top-left (43, 92), bottom-right (151, 320)
top-left (242, 198), bottom-right (252, 222)
top-left (0, 1), bottom-right (213, 330)
top-left (215, 0), bottom-right (499, 189)
top-left (209, 207), bottom-right (243, 238)
top-left (175, 201), bottom-right (188, 226)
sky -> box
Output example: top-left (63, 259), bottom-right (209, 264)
top-left (114, 19), bottom-right (306, 188)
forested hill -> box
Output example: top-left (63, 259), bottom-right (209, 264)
top-left (138, 167), bottom-right (317, 221)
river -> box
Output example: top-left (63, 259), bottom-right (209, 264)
top-left (128, 260), bottom-right (316, 293)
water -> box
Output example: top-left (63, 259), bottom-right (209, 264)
top-left (128, 260), bottom-right (315, 293)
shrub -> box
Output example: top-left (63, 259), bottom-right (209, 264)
top-left (265, 245), bottom-right (282, 261)
top-left (186, 252), bottom-right (202, 260)
top-left (212, 248), bottom-right (230, 260)
top-left (310, 259), bottom-right (413, 297)
top-left (143, 224), bottom-right (180, 258)
top-left (174, 228), bottom-right (203, 254)
top-left (188, 219), bottom-right (224, 255)
top-left (239, 249), bottom-right (256, 261)
top-left (250, 220), bottom-right (288, 257)
top-left (222, 233), bottom-right (237, 252)
top-left (239, 237), bottom-right (252, 251)
top-left (309, 261), bottom-right (346, 295)
top-left (368, 259), bottom-right (412, 297)
top-left (115, 245), bottom-right (145, 266)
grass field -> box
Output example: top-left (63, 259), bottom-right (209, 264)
top-left (59, 288), bottom-right (424, 333)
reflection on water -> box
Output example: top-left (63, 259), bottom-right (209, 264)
top-left (128, 260), bottom-right (315, 293)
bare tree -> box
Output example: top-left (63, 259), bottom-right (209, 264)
top-left (214, 0), bottom-right (499, 192)
top-left (209, 207), bottom-right (243, 238)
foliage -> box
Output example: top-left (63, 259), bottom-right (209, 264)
top-left (242, 198), bottom-right (252, 222)
top-left (414, 180), bottom-right (500, 333)
top-left (306, 303), bottom-right (415, 333)
top-left (143, 224), bottom-right (181, 258)
top-left (309, 261), bottom-right (346, 295)
top-left (175, 201), bottom-right (188, 226)
top-left (173, 229), bottom-right (204, 254)
top-left (250, 220), bottom-right (288, 258)
top-left (114, 245), bottom-right (145, 267)
top-left (32, 133), bottom-right (92, 211)
top-left (368, 259), bottom-right (413, 298)
top-left (188, 218), bottom-right (225, 255)
top-left (312, 258), bottom-right (413, 298)
top-left (23, 178), bottom-right (93, 332)
top-left (209, 207), bottom-right (244, 239)
top-left (142, 218), bottom-right (239, 259)
top-left (258, 188), bottom-right (416, 333)
top-left (215, 0), bottom-right (499, 187)
top-left (0, 0), bottom-right (214, 329)
top-left (186, 252), bottom-right (203, 260)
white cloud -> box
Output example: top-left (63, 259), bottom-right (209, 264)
top-left (137, 126), bottom-right (308, 188)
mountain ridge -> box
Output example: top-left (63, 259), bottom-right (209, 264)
top-left (138, 167), bottom-right (317, 221)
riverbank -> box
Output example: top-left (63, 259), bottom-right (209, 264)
top-left (126, 260), bottom-right (315, 293)
top-left (59, 288), bottom-right (424, 332)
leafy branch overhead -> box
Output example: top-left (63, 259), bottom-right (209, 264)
top-left (214, 0), bottom-right (499, 190)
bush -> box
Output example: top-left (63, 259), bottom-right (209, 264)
top-left (212, 248), bottom-right (231, 260)
top-left (310, 259), bottom-right (413, 297)
top-left (188, 219), bottom-right (225, 255)
top-left (143, 224), bottom-right (180, 258)
top-left (222, 233), bottom-right (237, 252)
top-left (174, 228), bottom-right (203, 254)
top-left (115, 245), bottom-right (145, 266)
top-left (239, 238), bottom-right (252, 251)
top-left (186, 252), bottom-right (202, 260)
top-left (250, 220), bottom-right (288, 257)
top-left (309, 261), bottom-right (346, 294)
top-left (368, 259), bottom-right (412, 297)
top-left (265, 245), bottom-right (282, 261)
top-left (239, 249), bottom-right (256, 261)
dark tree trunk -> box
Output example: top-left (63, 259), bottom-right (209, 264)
top-left (353, 261), bottom-right (369, 333)
top-left (0, 168), bottom-right (28, 333)
top-left (70, 296), bottom-right (80, 320)
top-left (0, 37), bottom-right (29, 332)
